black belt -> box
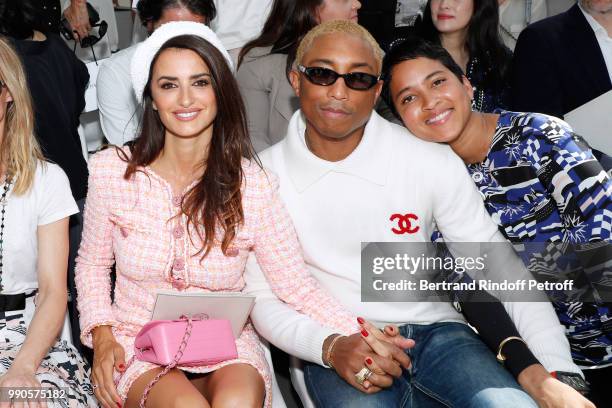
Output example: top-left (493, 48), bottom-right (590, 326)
top-left (0, 291), bottom-right (36, 312)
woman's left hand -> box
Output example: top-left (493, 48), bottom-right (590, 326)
top-left (518, 365), bottom-right (595, 408)
top-left (0, 366), bottom-right (47, 408)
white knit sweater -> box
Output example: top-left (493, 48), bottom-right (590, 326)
top-left (245, 110), bottom-right (580, 375)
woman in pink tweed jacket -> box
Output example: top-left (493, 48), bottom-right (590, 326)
top-left (75, 23), bottom-right (356, 408)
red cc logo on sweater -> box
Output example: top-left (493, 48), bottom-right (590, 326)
top-left (390, 213), bottom-right (420, 234)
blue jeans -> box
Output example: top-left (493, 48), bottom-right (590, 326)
top-left (303, 322), bottom-right (536, 408)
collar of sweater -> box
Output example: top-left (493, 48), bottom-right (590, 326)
top-left (281, 110), bottom-right (394, 192)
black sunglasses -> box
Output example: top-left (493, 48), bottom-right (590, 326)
top-left (60, 20), bottom-right (108, 48)
top-left (298, 65), bottom-right (380, 90)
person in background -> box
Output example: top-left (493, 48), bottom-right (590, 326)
top-left (418, 0), bottom-right (512, 112)
top-left (77, 21), bottom-right (358, 408)
top-left (382, 35), bottom-right (611, 407)
top-left (358, 0), bottom-right (426, 50)
top-left (97, 0), bottom-right (216, 146)
top-left (210, 0), bottom-right (274, 65)
top-left (62, 0), bottom-right (119, 61)
top-left (236, 0), bottom-right (361, 152)
top-left (0, 37), bottom-right (97, 408)
top-left (511, 0), bottom-right (612, 119)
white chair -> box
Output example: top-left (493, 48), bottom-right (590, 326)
top-left (260, 339), bottom-right (288, 408)
top-left (289, 356), bottom-right (316, 408)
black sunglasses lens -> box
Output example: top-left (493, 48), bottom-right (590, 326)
top-left (305, 67), bottom-right (338, 86)
top-left (98, 21), bottom-right (108, 37)
top-left (345, 73), bottom-right (378, 90)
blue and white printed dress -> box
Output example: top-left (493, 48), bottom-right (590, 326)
top-left (466, 110), bottom-right (612, 367)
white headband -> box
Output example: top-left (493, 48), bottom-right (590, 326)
top-left (131, 21), bottom-right (234, 104)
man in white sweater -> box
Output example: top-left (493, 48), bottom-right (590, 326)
top-left (245, 20), bottom-right (592, 408)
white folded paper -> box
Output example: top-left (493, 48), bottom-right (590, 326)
top-left (152, 291), bottom-right (255, 338)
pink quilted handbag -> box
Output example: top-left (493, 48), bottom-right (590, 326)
top-left (131, 314), bottom-right (237, 407)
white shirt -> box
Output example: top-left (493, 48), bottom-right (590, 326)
top-left (211, 0), bottom-right (273, 50)
top-left (2, 163), bottom-right (78, 294)
top-left (580, 3), bottom-right (612, 84)
top-left (499, 0), bottom-right (548, 50)
top-left (97, 46), bottom-right (140, 146)
top-left (244, 111), bottom-right (579, 374)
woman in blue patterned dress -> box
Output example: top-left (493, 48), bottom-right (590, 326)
top-left (381, 36), bottom-right (612, 407)
top-left (0, 38), bottom-right (96, 407)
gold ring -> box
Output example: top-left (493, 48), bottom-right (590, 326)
top-left (354, 367), bottom-right (372, 385)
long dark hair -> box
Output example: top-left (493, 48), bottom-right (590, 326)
top-left (0, 0), bottom-right (40, 39)
top-left (419, 0), bottom-right (510, 92)
top-left (237, 0), bottom-right (323, 76)
top-left (137, 0), bottom-right (217, 26)
top-left (123, 35), bottom-right (258, 258)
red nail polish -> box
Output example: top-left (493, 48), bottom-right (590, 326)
top-left (357, 317), bottom-right (365, 325)
top-left (118, 363), bottom-right (125, 370)
top-left (361, 329), bottom-right (369, 337)
top-left (366, 357), bottom-right (373, 365)
top-left (117, 403), bottom-right (122, 408)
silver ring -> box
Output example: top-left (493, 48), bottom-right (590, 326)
top-left (354, 367), bottom-right (373, 385)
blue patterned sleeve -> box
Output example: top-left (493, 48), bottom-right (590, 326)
top-left (523, 114), bottom-right (612, 241)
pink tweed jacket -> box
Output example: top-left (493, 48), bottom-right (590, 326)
top-left (75, 148), bottom-right (357, 405)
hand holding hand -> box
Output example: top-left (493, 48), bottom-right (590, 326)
top-left (357, 319), bottom-right (415, 388)
top-left (325, 333), bottom-right (395, 394)
top-left (323, 318), bottom-right (415, 394)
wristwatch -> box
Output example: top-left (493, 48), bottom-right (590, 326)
top-left (551, 371), bottom-right (590, 394)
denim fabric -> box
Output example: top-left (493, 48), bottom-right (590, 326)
top-left (303, 322), bottom-right (537, 408)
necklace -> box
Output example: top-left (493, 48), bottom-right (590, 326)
top-left (0, 174), bottom-right (12, 292)
top-left (466, 58), bottom-right (485, 112)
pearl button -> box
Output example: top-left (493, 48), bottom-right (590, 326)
top-left (472, 172), bottom-right (484, 183)
top-left (173, 226), bottom-right (184, 239)
top-left (173, 258), bottom-right (185, 271)
top-left (172, 277), bottom-right (186, 289)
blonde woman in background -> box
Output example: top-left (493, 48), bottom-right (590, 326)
top-left (0, 38), bottom-right (96, 407)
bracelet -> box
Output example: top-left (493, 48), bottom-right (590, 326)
top-left (325, 334), bottom-right (344, 370)
top-left (496, 336), bottom-right (527, 363)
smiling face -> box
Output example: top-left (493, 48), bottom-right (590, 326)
top-left (389, 57), bottom-right (473, 144)
top-left (150, 48), bottom-right (217, 142)
top-left (290, 32), bottom-right (382, 145)
top-left (430, 0), bottom-right (474, 35)
top-left (317, 0), bottom-right (361, 23)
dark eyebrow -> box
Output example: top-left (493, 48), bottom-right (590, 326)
top-left (156, 73), bottom-right (212, 82)
top-left (307, 59), bottom-right (376, 72)
top-left (394, 70), bottom-right (445, 98)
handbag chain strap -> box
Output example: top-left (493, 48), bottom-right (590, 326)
top-left (139, 316), bottom-right (194, 408)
